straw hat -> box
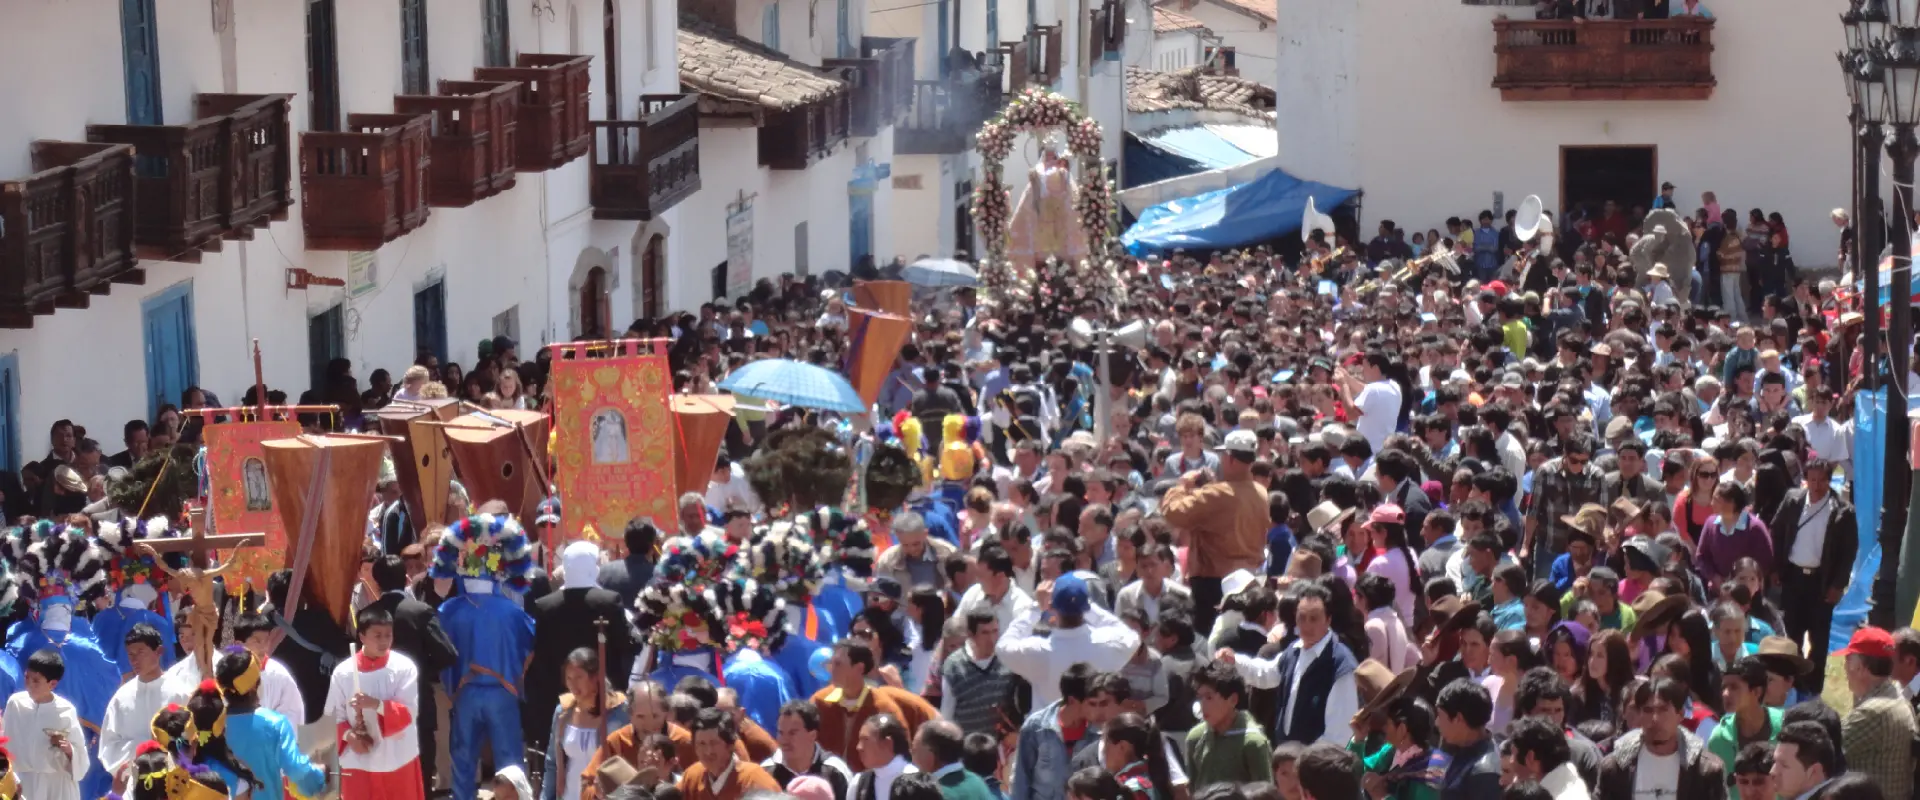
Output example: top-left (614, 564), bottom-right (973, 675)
top-left (1756, 635), bottom-right (1813, 677)
top-left (1559, 503), bottom-right (1606, 546)
top-left (1634, 594), bottom-right (1691, 636)
top-left (1307, 501), bottom-right (1356, 534)
top-left (1355, 664), bottom-right (1418, 725)
top-left (1647, 263), bottom-right (1670, 280)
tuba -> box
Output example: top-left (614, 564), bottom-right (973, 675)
top-left (1302, 196), bottom-right (1336, 244)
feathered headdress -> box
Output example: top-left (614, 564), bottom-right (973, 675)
top-left (95, 517), bottom-right (170, 594)
top-left (104, 444), bottom-right (200, 520)
top-left (864, 443), bottom-right (922, 514)
top-left (790, 506), bottom-right (876, 590)
top-left (743, 522), bottom-right (826, 604)
top-left (634, 531), bottom-right (749, 654)
top-left (743, 427), bottom-right (854, 516)
top-left (430, 513), bottom-right (537, 592)
top-left (15, 525), bottom-right (106, 612)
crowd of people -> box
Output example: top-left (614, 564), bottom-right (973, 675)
top-left (0, 174), bottom-right (1911, 800)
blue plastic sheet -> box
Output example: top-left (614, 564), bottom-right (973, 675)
top-left (1120, 168), bottom-right (1358, 257)
top-left (1833, 388), bottom-right (1886, 652)
top-left (1141, 127), bottom-right (1263, 170)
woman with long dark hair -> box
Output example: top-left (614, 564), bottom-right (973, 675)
top-left (1587, 630), bottom-right (1636, 725)
top-left (1663, 609), bottom-right (1725, 715)
top-left (1101, 714), bottom-right (1172, 800)
top-left (1316, 574), bottom-right (1372, 662)
top-left (541, 647), bottom-right (631, 800)
top-left (906, 587), bottom-right (948, 694)
top-left (184, 678), bottom-right (261, 794)
top-left (1545, 622), bottom-right (1605, 725)
top-left (1363, 507), bottom-right (1421, 625)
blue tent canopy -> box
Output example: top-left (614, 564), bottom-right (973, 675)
top-left (1120, 168), bottom-right (1358, 256)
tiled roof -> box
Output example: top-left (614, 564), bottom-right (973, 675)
top-left (1124, 66), bottom-right (1276, 118)
top-left (1153, 6), bottom-right (1209, 33)
top-left (1205, 0), bottom-right (1275, 22)
top-left (678, 15), bottom-right (846, 111)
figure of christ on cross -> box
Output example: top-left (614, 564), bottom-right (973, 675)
top-left (137, 515), bottom-right (258, 678)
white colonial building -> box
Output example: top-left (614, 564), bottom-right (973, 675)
top-left (1274, 0), bottom-right (1849, 264)
top-left (0, 0), bottom-right (691, 469)
top-left (1152, 0), bottom-right (1273, 86)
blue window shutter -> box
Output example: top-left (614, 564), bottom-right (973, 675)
top-left (120, 0), bottom-right (164, 125)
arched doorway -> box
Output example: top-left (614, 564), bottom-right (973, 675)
top-left (640, 234), bottom-right (664, 319)
top-left (579, 266), bottom-right (609, 338)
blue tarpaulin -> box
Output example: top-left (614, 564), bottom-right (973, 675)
top-left (1835, 388), bottom-right (1887, 652)
top-left (1142, 127), bottom-right (1263, 170)
top-left (1120, 168), bottom-right (1358, 257)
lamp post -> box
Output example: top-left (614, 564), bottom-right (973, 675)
top-left (1881, 18), bottom-right (1920, 622)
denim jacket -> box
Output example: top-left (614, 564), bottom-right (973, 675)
top-left (1012, 701), bottom-right (1094, 800)
top-left (541, 693), bottom-right (632, 800)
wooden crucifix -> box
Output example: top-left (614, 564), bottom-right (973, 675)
top-left (141, 505), bottom-right (261, 677)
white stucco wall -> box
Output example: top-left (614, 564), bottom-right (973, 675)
top-left (0, 0), bottom-right (678, 456)
top-left (1176, 1), bottom-right (1273, 88)
top-left (1153, 30), bottom-right (1205, 72)
top-left (1276, 0), bottom-right (1851, 266)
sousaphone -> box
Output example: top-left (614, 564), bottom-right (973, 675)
top-left (1513, 194), bottom-right (1549, 290)
top-left (1302, 196), bottom-right (1336, 244)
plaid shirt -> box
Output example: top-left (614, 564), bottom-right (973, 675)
top-left (1525, 458), bottom-right (1609, 556)
top-left (1843, 680), bottom-right (1918, 800)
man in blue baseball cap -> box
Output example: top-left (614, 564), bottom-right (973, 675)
top-left (995, 572), bottom-right (1139, 711)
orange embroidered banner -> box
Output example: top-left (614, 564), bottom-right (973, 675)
top-left (203, 420), bottom-right (299, 594)
top-left (551, 341), bottom-right (677, 549)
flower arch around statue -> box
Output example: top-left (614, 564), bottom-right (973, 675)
top-left (970, 87), bottom-right (1122, 312)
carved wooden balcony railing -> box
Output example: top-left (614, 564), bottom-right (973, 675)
top-left (897, 68), bottom-right (1005, 155)
top-left (862, 36), bottom-right (918, 124)
top-left (1005, 25), bottom-right (1063, 94)
top-left (824, 57), bottom-right (884, 137)
top-left (475, 54), bottom-right (593, 171)
top-left (394, 80), bottom-right (521, 207)
top-left (0, 142), bottom-right (139, 327)
top-left (589, 94), bottom-right (702, 220)
top-left (299, 113), bottom-right (432, 251)
top-left (1492, 18), bottom-right (1716, 101)
top-left (87, 93), bottom-right (293, 260)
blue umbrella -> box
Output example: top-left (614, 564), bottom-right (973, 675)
top-left (901, 257), bottom-right (979, 288)
top-left (719, 359), bottom-right (867, 413)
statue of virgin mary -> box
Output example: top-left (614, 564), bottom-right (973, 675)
top-left (1007, 138), bottom-right (1089, 268)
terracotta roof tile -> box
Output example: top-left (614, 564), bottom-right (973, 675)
top-left (1153, 6), bottom-right (1209, 33)
top-left (678, 15), bottom-right (846, 111)
top-left (1207, 0), bottom-right (1275, 22)
top-left (1124, 66), bottom-right (1275, 118)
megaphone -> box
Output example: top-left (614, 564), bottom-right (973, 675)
top-left (1302, 196), bottom-right (1336, 244)
top-left (1067, 318), bottom-right (1150, 349)
top-left (1515, 194), bottom-right (1546, 243)
top-left (1111, 319), bottom-right (1150, 349)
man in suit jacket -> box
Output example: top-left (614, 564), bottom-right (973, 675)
top-left (1768, 458), bottom-right (1858, 694)
top-left (527, 541), bottom-right (637, 759)
top-left (367, 554), bottom-right (459, 788)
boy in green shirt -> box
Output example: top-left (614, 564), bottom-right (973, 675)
top-left (1185, 661), bottom-right (1273, 790)
top-left (1707, 657), bottom-right (1784, 774)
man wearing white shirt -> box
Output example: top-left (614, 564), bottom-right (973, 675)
top-left (98, 624), bottom-right (173, 788)
top-left (236, 614), bottom-right (309, 725)
top-left (955, 544), bottom-right (1032, 635)
top-left (995, 573), bottom-right (1138, 711)
top-left (1337, 353), bottom-right (1402, 453)
top-left (1214, 581), bottom-right (1358, 745)
top-left (1793, 391), bottom-right (1852, 470)
top-left (705, 455), bottom-right (763, 514)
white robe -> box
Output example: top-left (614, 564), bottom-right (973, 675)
top-left (98, 674), bottom-right (171, 780)
top-left (159, 650), bottom-right (203, 703)
top-left (3, 693), bottom-right (89, 800)
top-left (261, 657), bottom-right (308, 726)
top-left (323, 651), bottom-right (421, 774)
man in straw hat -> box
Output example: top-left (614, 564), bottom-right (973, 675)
top-left (1753, 636), bottom-right (1813, 710)
top-left (1549, 505), bottom-right (1605, 594)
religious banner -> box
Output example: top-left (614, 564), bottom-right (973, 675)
top-left (844, 306), bottom-right (912, 406)
top-left (853, 280), bottom-right (911, 317)
top-left (551, 342), bottom-right (677, 547)
top-left (202, 419), bottom-right (299, 593)
top-left (726, 203), bottom-right (754, 299)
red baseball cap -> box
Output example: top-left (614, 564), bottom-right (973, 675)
top-left (1488, 280), bottom-right (1510, 296)
top-left (1837, 626), bottom-right (1894, 660)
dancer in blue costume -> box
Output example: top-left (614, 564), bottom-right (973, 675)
top-left (6, 524), bottom-right (120, 800)
top-left (430, 507), bottom-right (537, 800)
top-left (91, 517), bottom-right (178, 680)
top-left (633, 531), bottom-right (737, 689)
top-left (215, 646), bottom-right (324, 800)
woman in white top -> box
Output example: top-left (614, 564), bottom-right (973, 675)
top-left (539, 648), bottom-right (631, 800)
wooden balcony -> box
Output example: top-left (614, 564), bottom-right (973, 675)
top-left (1492, 18), bottom-right (1716, 101)
top-left (1005, 25), bottom-right (1063, 94)
top-left (862, 36), bottom-right (918, 124)
top-left (824, 57), bottom-right (883, 137)
top-left (760, 96), bottom-right (848, 170)
top-left (0, 142), bottom-right (140, 327)
top-left (475, 54), bottom-right (593, 171)
top-left (395, 80), bottom-right (520, 207)
top-left (299, 113), bottom-right (432, 251)
top-left (897, 69), bottom-right (1005, 155)
top-left (86, 93), bottom-right (293, 260)
top-left (589, 94), bottom-right (702, 220)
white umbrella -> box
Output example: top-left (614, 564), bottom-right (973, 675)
top-left (902, 257), bottom-right (979, 288)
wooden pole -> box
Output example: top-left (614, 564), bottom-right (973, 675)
top-left (252, 338), bottom-right (268, 420)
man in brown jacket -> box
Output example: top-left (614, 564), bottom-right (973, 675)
top-left (582, 681), bottom-right (750, 799)
top-left (1160, 429), bottom-right (1269, 635)
top-left (679, 707), bottom-right (784, 800)
top-left (810, 640), bottom-right (912, 771)
top-left (1593, 678), bottom-right (1726, 800)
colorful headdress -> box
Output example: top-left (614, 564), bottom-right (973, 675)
top-left (634, 531), bottom-right (748, 654)
top-left (0, 736), bottom-right (15, 799)
top-left (131, 741), bottom-right (227, 800)
top-left (939, 414), bottom-right (986, 482)
top-left (95, 517), bottom-right (170, 594)
top-left (430, 513), bottom-right (537, 591)
top-left (15, 524), bottom-right (106, 612)
top-left (790, 506), bottom-right (876, 590)
top-left (743, 522), bottom-right (826, 603)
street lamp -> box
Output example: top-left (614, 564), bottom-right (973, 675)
top-left (1876, 23), bottom-right (1920, 623)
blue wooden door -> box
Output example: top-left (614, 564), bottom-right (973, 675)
top-left (414, 281), bottom-right (448, 365)
top-left (0, 354), bottom-right (21, 473)
top-left (849, 182), bottom-right (874, 269)
top-left (142, 283), bottom-right (199, 422)
top-left (121, 0), bottom-right (163, 125)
